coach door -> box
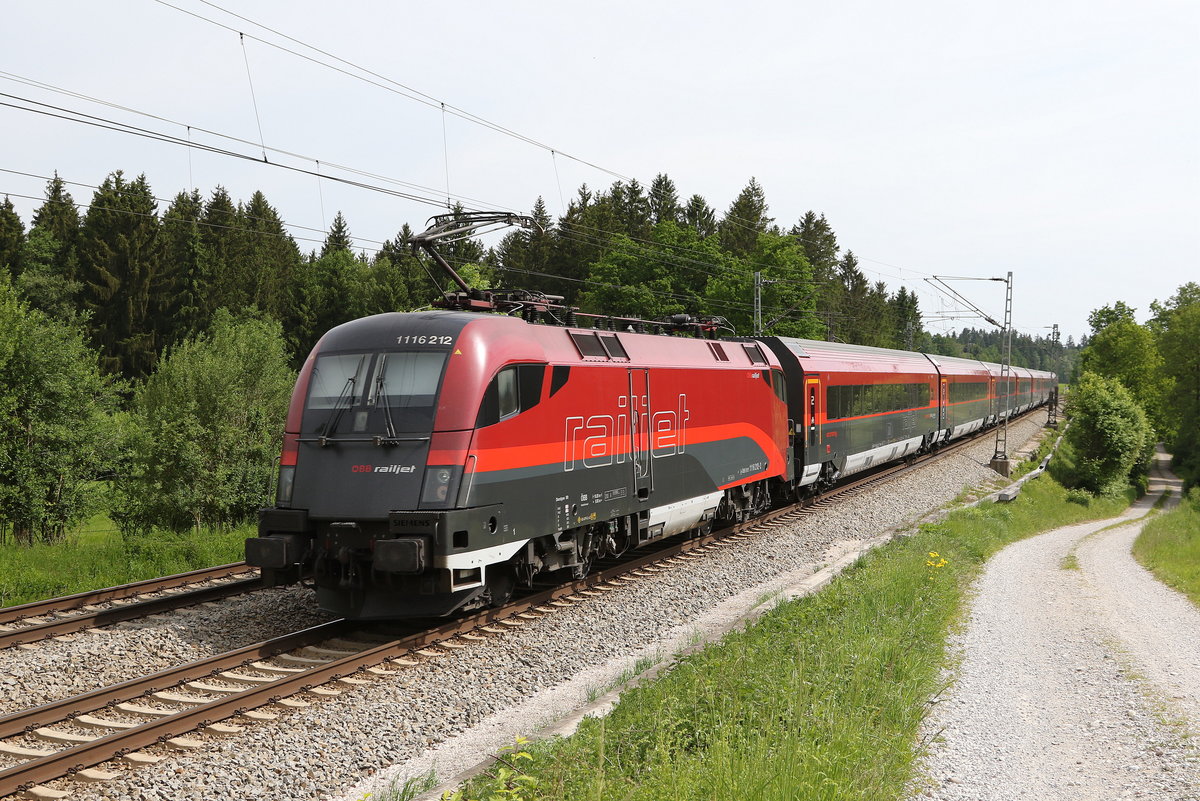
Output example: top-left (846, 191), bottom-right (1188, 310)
top-left (629, 368), bottom-right (652, 501)
top-left (804, 376), bottom-right (822, 456)
top-left (940, 378), bottom-right (949, 431)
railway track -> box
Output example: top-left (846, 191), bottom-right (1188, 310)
top-left (0, 564), bottom-right (263, 650)
top-left (0, 409), bottom-right (1047, 799)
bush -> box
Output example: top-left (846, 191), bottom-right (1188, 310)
top-left (1065, 372), bottom-right (1155, 496)
top-left (1064, 488), bottom-right (1092, 506)
top-left (115, 309), bottom-right (295, 532)
top-left (0, 277), bottom-right (121, 543)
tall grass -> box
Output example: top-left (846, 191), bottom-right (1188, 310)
top-left (0, 514), bottom-right (249, 608)
top-left (455, 475), bottom-right (1132, 801)
top-left (1133, 488), bottom-right (1200, 606)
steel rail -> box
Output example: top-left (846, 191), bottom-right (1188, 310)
top-left (0, 575), bottom-right (265, 650)
top-left (0, 619), bottom-right (355, 742)
top-left (0, 563), bottom-right (256, 625)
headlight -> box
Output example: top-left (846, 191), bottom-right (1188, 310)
top-left (276, 465), bottom-right (296, 506)
top-left (420, 466), bottom-right (461, 507)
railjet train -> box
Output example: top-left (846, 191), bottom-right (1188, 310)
top-left (247, 310), bottom-right (1055, 618)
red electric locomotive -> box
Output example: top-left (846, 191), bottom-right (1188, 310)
top-left (248, 311), bottom-right (791, 618)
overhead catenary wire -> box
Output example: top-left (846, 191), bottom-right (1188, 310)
top-left (154, 0), bottom-right (631, 183)
top-left (239, 32), bottom-right (268, 162)
top-left (0, 71), bottom-right (521, 215)
top-left (0, 92), bottom-right (464, 210)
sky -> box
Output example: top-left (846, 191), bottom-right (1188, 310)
top-left (3, 0), bottom-right (1197, 341)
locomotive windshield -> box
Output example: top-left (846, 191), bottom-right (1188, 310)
top-left (304, 350), bottom-right (448, 434)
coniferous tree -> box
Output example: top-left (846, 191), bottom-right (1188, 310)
top-left (790, 211), bottom-right (841, 338)
top-left (496, 197), bottom-right (558, 295)
top-left (161, 189), bottom-right (206, 342)
top-left (890, 287), bottom-right (923, 349)
top-left (550, 186), bottom-right (604, 305)
top-left (235, 190), bottom-right (300, 317)
top-left (20, 175), bottom-right (82, 312)
top-left (201, 187), bottom-right (240, 310)
top-left (377, 223), bottom-right (435, 306)
top-left (30, 175), bottom-right (80, 279)
top-left (321, 211), bottom-right (353, 256)
top-left (648, 173), bottom-right (682, 225)
top-left (682, 194), bottom-right (717, 238)
top-left (78, 172), bottom-right (173, 378)
top-left (611, 179), bottom-right (652, 240)
top-left (0, 196), bottom-right (25, 277)
top-left (718, 178), bottom-right (773, 257)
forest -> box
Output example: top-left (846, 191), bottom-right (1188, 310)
top-left (0, 170), bottom-right (1088, 542)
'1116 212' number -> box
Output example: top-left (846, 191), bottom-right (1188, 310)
top-left (396, 335), bottom-right (453, 345)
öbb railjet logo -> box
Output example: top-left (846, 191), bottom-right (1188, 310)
top-left (350, 464), bottom-right (416, 474)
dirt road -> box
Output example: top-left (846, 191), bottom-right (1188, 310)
top-left (917, 449), bottom-right (1200, 800)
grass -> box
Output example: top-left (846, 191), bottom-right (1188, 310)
top-left (0, 513), bottom-right (250, 608)
top-left (452, 475), bottom-right (1134, 801)
top-left (584, 654), bottom-right (665, 704)
top-left (1132, 488), bottom-right (1200, 607)
top-left (360, 770), bottom-right (439, 801)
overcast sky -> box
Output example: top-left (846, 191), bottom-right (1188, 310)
top-left (3, 0), bottom-right (1197, 340)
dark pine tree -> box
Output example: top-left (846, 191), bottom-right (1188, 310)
top-left (322, 211), bottom-right (354, 257)
top-left (718, 177), bottom-right (773, 257)
top-left (235, 190), bottom-right (300, 318)
top-left (160, 189), bottom-right (205, 343)
top-left (201, 187), bottom-right (240, 311)
top-left (682, 194), bottom-right (717, 238)
top-left (77, 172), bottom-right (174, 378)
top-left (0, 196), bottom-right (26, 277)
top-left (648, 173), bottom-right (682, 225)
top-left (790, 211), bottom-right (841, 339)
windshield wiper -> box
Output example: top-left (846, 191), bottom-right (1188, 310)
top-left (373, 354), bottom-right (398, 443)
top-left (318, 355), bottom-right (365, 443)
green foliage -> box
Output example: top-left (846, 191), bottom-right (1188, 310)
top-left (706, 230), bottom-right (821, 337)
top-left (1150, 284), bottom-right (1200, 489)
top-left (0, 196), bottom-right (25, 277)
top-left (0, 278), bottom-right (121, 544)
top-left (579, 222), bottom-right (716, 321)
top-left (78, 171), bottom-right (174, 379)
top-left (322, 210), bottom-right (354, 256)
top-left (1065, 372), bottom-right (1154, 495)
top-left (115, 310), bottom-right (295, 532)
top-left (718, 177), bottom-right (773, 257)
top-left (1079, 316), bottom-right (1166, 431)
top-left (1133, 488), bottom-right (1200, 606)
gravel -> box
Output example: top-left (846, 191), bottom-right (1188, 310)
top-left (12, 417), bottom-right (1048, 801)
top-left (913, 447), bottom-right (1200, 801)
top-left (0, 586), bottom-right (334, 717)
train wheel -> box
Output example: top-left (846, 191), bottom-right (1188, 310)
top-left (485, 562), bottom-right (516, 607)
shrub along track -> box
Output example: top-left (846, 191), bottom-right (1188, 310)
top-left (0, 565), bottom-right (263, 651)
top-left (0, 410), bottom-right (1046, 799)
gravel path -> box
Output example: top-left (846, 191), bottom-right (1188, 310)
top-left (5, 416), bottom-right (1046, 801)
top-left (915, 447), bottom-right (1200, 801)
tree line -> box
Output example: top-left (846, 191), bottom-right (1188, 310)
top-left (0, 170), bottom-right (1076, 542)
top-left (1065, 287), bottom-right (1200, 495)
